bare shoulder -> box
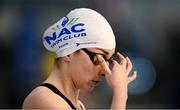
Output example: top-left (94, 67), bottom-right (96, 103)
top-left (22, 86), bottom-right (71, 109)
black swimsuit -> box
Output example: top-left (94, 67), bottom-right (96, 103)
top-left (40, 83), bottom-right (83, 110)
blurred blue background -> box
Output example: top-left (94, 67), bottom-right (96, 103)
top-left (0, 0), bottom-right (180, 109)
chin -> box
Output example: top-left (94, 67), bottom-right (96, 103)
top-left (80, 85), bottom-right (95, 92)
top-left (88, 86), bottom-right (95, 91)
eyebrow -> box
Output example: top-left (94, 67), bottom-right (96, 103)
top-left (97, 48), bottom-right (109, 55)
top-left (97, 48), bottom-right (115, 60)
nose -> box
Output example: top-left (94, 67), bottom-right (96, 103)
top-left (97, 65), bottom-right (107, 76)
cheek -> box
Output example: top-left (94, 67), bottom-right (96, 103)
top-left (70, 56), bottom-right (100, 89)
top-left (72, 65), bottom-right (97, 89)
top-left (75, 58), bottom-right (96, 76)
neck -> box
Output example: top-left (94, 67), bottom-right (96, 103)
top-left (44, 64), bottom-right (80, 105)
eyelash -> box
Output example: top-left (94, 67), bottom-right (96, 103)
top-left (92, 55), bottom-right (110, 65)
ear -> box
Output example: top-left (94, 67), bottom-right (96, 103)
top-left (62, 55), bottom-right (71, 63)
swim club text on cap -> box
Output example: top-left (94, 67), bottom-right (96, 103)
top-left (43, 8), bottom-right (116, 57)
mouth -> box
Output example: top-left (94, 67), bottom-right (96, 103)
top-left (91, 80), bottom-right (101, 86)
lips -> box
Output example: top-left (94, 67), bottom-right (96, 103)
top-left (92, 80), bottom-right (100, 83)
top-left (91, 77), bottom-right (104, 87)
top-left (91, 80), bottom-right (101, 86)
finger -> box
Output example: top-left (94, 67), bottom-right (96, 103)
top-left (117, 52), bottom-right (126, 66)
top-left (111, 59), bottom-right (118, 66)
top-left (128, 71), bottom-right (137, 83)
top-left (96, 54), bottom-right (104, 63)
top-left (126, 57), bottom-right (132, 73)
top-left (97, 55), bottom-right (111, 75)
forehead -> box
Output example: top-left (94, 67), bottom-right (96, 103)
top-left (88, 48), bottom-right (115, 57)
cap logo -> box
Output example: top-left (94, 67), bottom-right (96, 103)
top-left (61, 16), bottom-right (69, 27)
top-left (44, 16), bottom-right (87, 48)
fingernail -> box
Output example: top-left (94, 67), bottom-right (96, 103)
top-left (134, 71), bottom-right (137, 76)
top-left (97, 55), bottom-right (102, 61)
top-left (97, 55), bottom-right (102, 59)
top-left (126, 57), bottom-right (129, 62)
top-left (97, 55), bottom-right (104, 63)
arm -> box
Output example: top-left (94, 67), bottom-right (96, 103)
top-left (98, 52), bottom-right (137, 110)
top-left (111, 88), bottom-right (128, 110)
